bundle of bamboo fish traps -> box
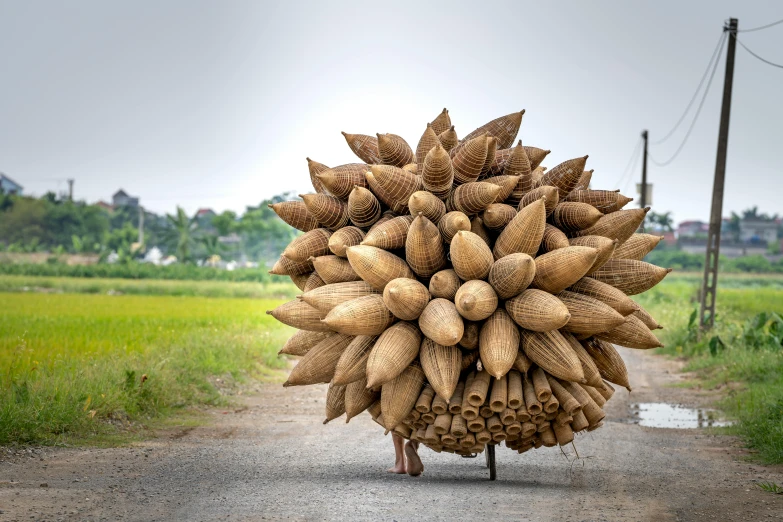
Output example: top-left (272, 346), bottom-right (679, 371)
top-left (268, 108), bottom-right (671, 456)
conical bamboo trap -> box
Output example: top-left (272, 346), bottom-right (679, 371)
top-left (269, 107), bottom-right (671, 459)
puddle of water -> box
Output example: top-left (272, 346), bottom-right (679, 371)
top-left (631, 403), bottom-right (733, 429)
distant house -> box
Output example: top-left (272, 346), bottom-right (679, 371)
top-left (196, 208), bottom-right (216, 219)
top-left (95, 201), bottom-right (114, 212)
top-left (0, 173), bottom-right (23, 195)
top-left (112, 189), bottom-right (139, 208)
top-left (677, 220), bottom-right (709, 239)
top-left (740, 218), bottom-right (778, 244)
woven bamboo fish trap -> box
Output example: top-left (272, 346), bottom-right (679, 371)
top-left (311, 255), bottom-right (361, 284)
top-left (611, 233), bottom-right (665, 261)
top-left (482, 204), bottom-right (517, 230)
top-left (493, 197), bottom-right (546, 259)
top-left (377, 133), bottom-right (414, 167)
top-left (452, 134), bottom-right (489, 185)
top-left (300, 193), bottom-right (349, 231)
top-left (419, 339), bottom-right (462, 401)
top-left (269, 200), bottom-right (320, 232)
top-left (322, 294), bottom-right (396, 335)
top-left (419, 298), bottom-right (464, 346)
top-left (406, 215), bottom-right (447, 278)
top-left (487, 253), bottom-right (535, 299)
top-left (505, 289), bottom-right (571, 332)
top-left (567, 277), bottom-right (640, 316)
top-left (328, 226), bottom-right (366, 258)
top-left (342, 132), bottom-right (382, 165)
top-left (300, 280), bottom-right (378, 314)
top-left (333, 335), bottom-right (378, 386)
top-left (409, 191), bottom-right (446, 224)
top-left (383, 277), bottom-right (431, 321)
top-left (347, 186), bottom-right (381, 229)
top-left (366, 322), bottom-right (423, 388)
top-left (590, 259), bottom-right (672, 295)
top-left (429, 269), bottom-right (462, 300)
top-left (455, 280), bottom-right (499, 321)
top-left (271, 107), bottom-right (672, 463)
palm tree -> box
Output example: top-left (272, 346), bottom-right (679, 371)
top-left (165, 207), bottom-right (199, 262)
top-left (200, 235), bottom-right (226, 257)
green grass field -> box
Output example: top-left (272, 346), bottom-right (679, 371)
top-left (1, 290), bottom-right (294, 445)
top-left (637, 273), bottom-right (783, 464)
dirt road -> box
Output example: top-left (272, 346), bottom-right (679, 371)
top-left (2, 348), bottom-right (782, 521)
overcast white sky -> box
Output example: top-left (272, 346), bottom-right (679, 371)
top-left (1, 1), bottom-right (781, 223)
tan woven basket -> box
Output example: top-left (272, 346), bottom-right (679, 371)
top-left (582, 384), bottom-right (607, 407)
top-left (531, 368), bottom-right (553, 402)
top-left (546, 375), bottom-right (581, 415)
top-left (368, 210), bottom-right (394, 233)
top-left (361, 215), bottom-right (415, 250)
top-left (430, 108), bottom-right (452, 135)
top-left (470, 217), bottom-right (492, 247)
top-left (369, 165), bottom-right (422, 206)
top-left (415, 123), bottom-right (440, 168)
top-left (479, 309), bottom-right (520, 379)
top-left (537, 156), bottom-right (588, 197)
top-left (382, 278), bottom-right (431, 321)
top-left (300, 193), bottom-right (349, 231)
top-left (377, 133), bottom-right (414, 167)
top-left (448, 182), bottom-right (502, 215)
top-left (300, 280), bottom-right (378, 314)
top-left (269, 255), bottom-right (313, 277)
top-left (514, 350), bottom-right (533, 374)
top-left (482, 203), bottom-right (517, 230)
top-left (463, 111), bottom-right (524, 150)
top-left (590, 259), bottom-right (672, 295)
top-left (346, 245), bottom-right (416, 291)
top-left (459, 321), bottom-right (479, 350)
top-left (507, 370), bottom-right (524, 409)
top-left (433, 412), bottom-right (453, 435)
top-left (328, 226), bottom-right (366, 258)
top-left (467, 370), bottom-right (491, 407)
top-left (452, 134), bottom-right (489, 185)
top-left (322, 294), bottom-right (395, 335)
top-left (553, 423), bottom-right (574, 445)
top-left (568, 235), bottom-right (618, 273)
top-left (380, 363), bottom-right (425, 431)
top-left (428, 268), bottom-right (462, 300)
top-left (332, 335), bottom-right (378, 385)
top-left (278, 330), bottom-right (332, 357)
top-left (487, 253), bottom-right (535, 299)
top-left (518, 185), bottom-right (558, 216)
top-left (419, 338), bottom-right (461, 401)
top-left (302, 272), bottom-right (326, 292)
top-left (557, 290), bottom-right (626, 336)
top-left (505, 289), bottom-right (571, 332)
top-left (283, 333), bottom-right (354, 386)
top-left (268, 299), bottom-right (330, 332)
top-left (455, 280), bottom-right (498, 321)
top-left (551, 202), bottom-right (603, 232)
top-left (448, 381), bottom-right (465, 414)
top-left (560, 332), bottom-right (605, 388)
top-left (450, 230), bottom-right (494, 281)
top-left (498, 141), bottom-right (532, 187)
top-left (633, 305), bottom-right (662, 330)
top-left (450, 414), bottom-right (468, 437)
top-left (347, 186), bottom-right (381, 229)
top-left (323, 383), bottom-right (347, 424)
top-left (571, 207), bottom-right (650, 245)
top-left (316, 164), bottom-right (369, 200)
top-left (489, 375), bottom-right (508, 412)
top-left (341, 132), bottom-right (382, 165)
top-left (437, 126), bottom-right (459, 153)
top-left (305, 157), bottom-right (330, 194)
top-left (432, 394), bottom-right (449, 415)
top-left (437, 211), bottom-right (470, 244)
top-left (567, 276), bottom-right (639, 316)
top-left (365, 170), bottom-right (408, 215)
top-left (421, 143), bottom-right (454, 199)
top-left (595, 314), bottom-right (663, 349)
top-left (540, 224), bottom-right (570, 253)
top-left (581, 338), bottom-right (632, 391)
top-left (611, 233), bottom-right (664, 260)
top-left (366, 322), bottom-right (423, 388)
top-left (575, 169), bottom-right (593, 191)
top-left (520, 329), bottom-right (585, 383)
top-left (289, 272), bottom-right (311, 291)
top-left (493, 197), bottom-right (546, 259)
top-left (564, 189), bottom-right (631, 214)
top-left (419, 298), bottom-right (464, 346)
top-left (409, 191), bottom-right (446, 224)
top-left (415, 386), bottom-right (435, 413)
top-left (530, 246), bottom-right (598, 294)
top-left (522, 375), bottom-right (542, 415)
top-left (268, 200), bottom-right (320, 232)
top-left (311, 255), bottom-right (361, 284)
top-left (406, 215), bottom-right (447, 278)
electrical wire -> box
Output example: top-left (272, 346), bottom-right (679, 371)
top-left (736, 36), bottom-right (783, 69)
top-left (649, 31), bottom-right (727, 167)
top-left (653, 32), bottom-right (726, 145)
top-left (612, 137), bottom-right (643, 191)
top-left (736, 18), bottom-right (783, 32)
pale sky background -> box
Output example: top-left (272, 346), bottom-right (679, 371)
top-left (1, 1), bottom-right (781, 223)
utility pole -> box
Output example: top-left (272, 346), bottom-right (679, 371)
top-left (67, 179), bottom-right (74, 201)
top-left (700, 18), bottom-right (738, 329)
top-left (138, 206), bottom-right (145, 246)
top-left (640, 130), bottom-right (649, 231)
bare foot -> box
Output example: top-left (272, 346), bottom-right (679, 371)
top-left (387, 463), bottom-right (406, 474)
top-left (404, 441), bottom-right (423, 477)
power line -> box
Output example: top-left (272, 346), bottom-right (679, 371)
top-left (736, 36), bottom-right (783, 69)
top-left (650, 31), bottom-right (727, 167)
top-left (612, 137), bottom-right (643, 190)
top-left (653, 32), bottom-right (726, 145)
top-left (736, 18), bottom-right (783, 32)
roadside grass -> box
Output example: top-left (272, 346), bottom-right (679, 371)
top-left (0, 274), bottom-right (298, 299)
top-left (635, 273), bottom-right (783, 464)
top-left (0, 292), bottom-right (294, 445)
